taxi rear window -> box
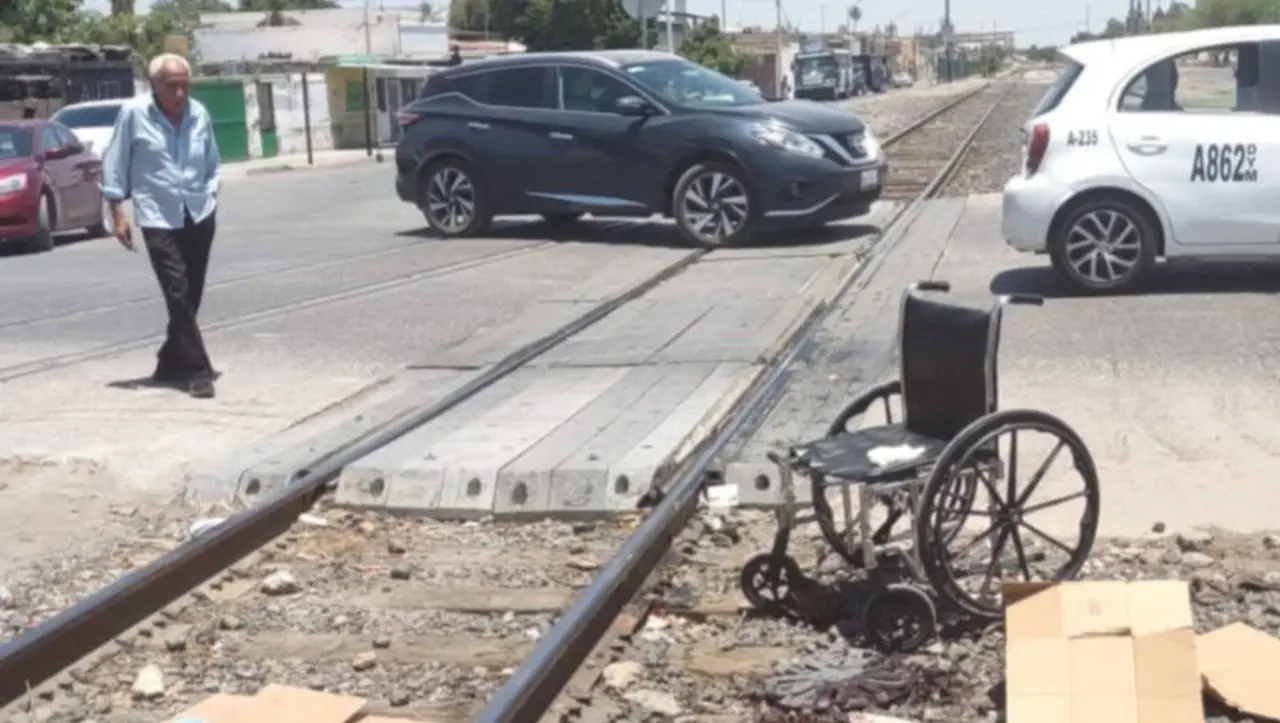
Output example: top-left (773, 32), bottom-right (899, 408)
top-left (1031, 59), bottom-right (1083, 117)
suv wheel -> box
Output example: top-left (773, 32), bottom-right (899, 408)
top-left (420, 159), bottom-right (490, 237)
top-left (673, 162), bottom-right (754, 248)
top-left (1049, 198), bottom-right (1156, 295)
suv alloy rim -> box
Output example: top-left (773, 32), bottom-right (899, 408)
top-left (426, 167), bottom-right (475, 233)
top-left (1063, 209), bottom-right (1142, 286)
top-left (682, 171), bottom-right (749, 243)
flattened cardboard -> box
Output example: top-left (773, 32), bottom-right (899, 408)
top-left (166, 686), bottom-right (366, 723)
top-left (165, 693), bottom-right (257, 722)
top-left (1199, 622), bottom-right (1280, 720)
top-left (1002, 580), bottom-right (1203, 723)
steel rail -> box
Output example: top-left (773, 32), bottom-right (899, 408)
top-left (474, 80), bottom-right (1013, 723)
top-left (0, 80), bottom-right (998, 709)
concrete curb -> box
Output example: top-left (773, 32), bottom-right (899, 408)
top-left (225, 151), bottom-right (389, 180)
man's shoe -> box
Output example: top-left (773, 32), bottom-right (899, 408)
top-left (188, 377), bottom-right (215, 399)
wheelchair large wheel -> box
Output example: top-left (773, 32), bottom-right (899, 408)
top-left (914, 409), bottom-right (1100, 619)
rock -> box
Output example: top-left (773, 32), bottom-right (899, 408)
top-left (567, 555), bottom-right (601, 572)
top-left (259, 571), bottom-right (301, 596)
top-left (351, 652), bottom-right (378, 671)
top-left (1264, 534), bottom-right (1280, 551)
top-left (219, 615), bottom-right (244, 631)
top-left (847, 715), bottom-right (923, 723)
top-left (1151, 521), bottom-right (1167, 534)
top-left (130, 664), bottom-right (165, 700)
top-left (1176, 530), bottom-right (1213, 553)
top-left (624, 689), bottom-right (682, 717)
top-left (1181, 551), bottom-right (1215, 568)
top-left (187, 517), bottom-right (226, 539)
top-left (0, 586), bottom-right (14, 610)
top-left (163, 632), bottom-right (187, 652)
top-left (389, 565), bottom-right (412, 581)
top-left (372, 636), bottom-right (392, 649)
top-left (388, 690), bottom-right (411, 707)
top-left (298, 513), bottom-right (329, 527)
top-left (387, 540), bottom-right (407, 555)
top-left (602, 660), bottom-right (644, 690)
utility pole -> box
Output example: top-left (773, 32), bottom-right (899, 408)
top-left (775, 0), bottom-right (784, 98)
top-left (363, 0), bottom-right (373, 53)
top-left (665, 0), bottom-right (674, 52)
top-left (721, 0), bottom-right (727, 29)
top-left (942, 0), bottom-right (952, 83)
top-left (1085, 2), bottom-right (1090, 33)
top-left (820, 4), bottom-right (826, 34)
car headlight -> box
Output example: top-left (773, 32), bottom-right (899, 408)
top-left (753, 124), bottom-right (825, 159)
top-left (861, 128), bottom-right (882, 159)
top-left (0, 174), bottom-right (28, 195)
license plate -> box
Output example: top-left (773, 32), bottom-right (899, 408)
top-left (860, 169), bottom-right (879, 190)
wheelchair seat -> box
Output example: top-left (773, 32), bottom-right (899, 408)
top-left (792, 424), bottom-right (946, 482)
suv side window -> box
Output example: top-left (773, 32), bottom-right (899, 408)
top-left (450, 72), bottom-right (487, 102)
top-left (1119, 42), bottom-right (1268, 113)
top-left (486, 67), bottom-right (553, 109)
top-left (558, 66), bottom-right (634, 113)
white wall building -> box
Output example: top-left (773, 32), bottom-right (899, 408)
top-left (194, 8), bottom-right (450, 64)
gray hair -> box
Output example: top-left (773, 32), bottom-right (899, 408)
top-left (148, 53), bottom-right (191, 79)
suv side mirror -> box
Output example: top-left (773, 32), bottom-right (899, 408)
top-left (615, 95), bottom-right (655, 116)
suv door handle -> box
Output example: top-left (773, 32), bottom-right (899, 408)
top-left (549, 131), bottom-right (574, 141)
top-left (1126, 136), bottom-right (1168, 155)
top-left (467, 121), bottom-right (490, 131)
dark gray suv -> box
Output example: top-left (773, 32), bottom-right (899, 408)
top-left (394, 50), bottom-right (888, 248)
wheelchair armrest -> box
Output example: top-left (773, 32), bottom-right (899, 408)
top-left (1000, 293), bottom-right (1044, 306)
top-left (909, 280), bottom-right (950, 293)
top-left (826, 379), bottom-right (902, 437)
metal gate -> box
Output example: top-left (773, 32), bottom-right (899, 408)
top-left (191, 79), bottom-right (249, 162)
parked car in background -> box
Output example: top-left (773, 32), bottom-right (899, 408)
top-left (0, 119), bottom-right (109, 252)
top-left (50, 99), bottom-right (126, 156)
top-left (394, 50), bottom-right (888, 248)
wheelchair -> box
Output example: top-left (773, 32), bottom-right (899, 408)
top-left (740, 281), bottom-right (1101, 652)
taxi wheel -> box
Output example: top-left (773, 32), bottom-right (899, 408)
top-left (1049, 198), bottom-right (1156, 295)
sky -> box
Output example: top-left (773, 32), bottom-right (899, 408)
top-left (81, 0), bottom-right (1137, 48)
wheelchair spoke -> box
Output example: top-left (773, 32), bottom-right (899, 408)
top-left (974, 467), bottom-right (1009, 513)
top-left (1018, 519), bottom-right (1076, 555)
top-left (948, 520), bottom-right (1000, 562)
top-left (1005, 429), bottom-right (1019, 505)
top-left (979, 526), bottom-right (1013, 598)
top-left (1008, 524), bottom-right (1033, 580)
top-left (1020, 490), bottom-right (1087, 516)
top-left (1013, 440), bottom-right (1066, 509)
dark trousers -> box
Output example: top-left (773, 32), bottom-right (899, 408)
top-left (142, 210), bottom-right (216, 382)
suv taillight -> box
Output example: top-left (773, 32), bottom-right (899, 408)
top-left (1026, 122), bottom-right (1050, 177)
top-left (396, 111), bottom-right (423, 127)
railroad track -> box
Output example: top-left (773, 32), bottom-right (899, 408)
top-left (0, 80), bottom-right (1013, 723)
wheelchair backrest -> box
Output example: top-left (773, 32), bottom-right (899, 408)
top-left (899, 292), bottom-right (999, 441)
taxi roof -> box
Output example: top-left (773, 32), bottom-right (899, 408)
top-left (1062, 23), bottom-right (1280, 72)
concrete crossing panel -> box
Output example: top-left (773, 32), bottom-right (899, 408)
top-left (534, 299), bottom-right (711, 367)
top-left (415, 301), bottom-right (594, 369)
top-left (337, 362), bottom-right (760, 519)
top-left (650, 297), bottom-right (814, 364)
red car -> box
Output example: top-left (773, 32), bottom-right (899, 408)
top-left (0, 119), bottom-right (109, 253)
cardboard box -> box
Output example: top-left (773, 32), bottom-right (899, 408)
top-left (1199, 622), bottom-right (1280, 721)
top-left (164, 685), bottom-right (430, 723)
top-left (1003, 580), bottom-right (1203, 723)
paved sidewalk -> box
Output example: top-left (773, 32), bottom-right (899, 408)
top-left (220, 148), bottom-right (392, 180)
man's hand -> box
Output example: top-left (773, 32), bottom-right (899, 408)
top-left (111, 204), bottom-right (134, 251)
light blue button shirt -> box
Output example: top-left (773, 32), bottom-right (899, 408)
top-left (100, 94), bottom-right (221, 230)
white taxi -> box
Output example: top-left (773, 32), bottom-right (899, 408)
top-left (1002, 25), bottom-right (1280, 294)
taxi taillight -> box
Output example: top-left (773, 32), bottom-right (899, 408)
top-left (1026, 122), bottom-right (1050, 177)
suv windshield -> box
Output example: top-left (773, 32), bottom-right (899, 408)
top-left (0, 126), bottom-right (33, 159)
top-left (52, 103), bottom-right (122, 128)
top-left (622, 58), bottom-right (764, 107)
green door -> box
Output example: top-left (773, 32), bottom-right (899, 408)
top-left (192, 79), bottom-right (249, 162)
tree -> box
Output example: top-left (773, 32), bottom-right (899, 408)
top-left (678, 20), bottom-right (749, 77)
top-left (846, 3), bottom-right (861, 32)
top-left (0, 0), bottom-right (88, 43)
top-left (516, 0), bottom-right (638, 51)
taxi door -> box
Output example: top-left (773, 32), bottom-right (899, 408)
top-left (1108, 47), bottom-right (1280, 247)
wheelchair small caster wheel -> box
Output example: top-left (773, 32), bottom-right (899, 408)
top-left (740, 553), bottom-right (802, 615)
top-left (861, 583), bottom-right (937, 653)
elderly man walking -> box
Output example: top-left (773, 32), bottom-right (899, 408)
top-left (102, 53), bottom-right (221, 399)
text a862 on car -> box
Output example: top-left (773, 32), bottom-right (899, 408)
top-left (0, 119), bottom-right (111, 254)
top-left (394, 51), bottom-right (888, 248)
top-left (1002, 25), bottom-right (1280, 295)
